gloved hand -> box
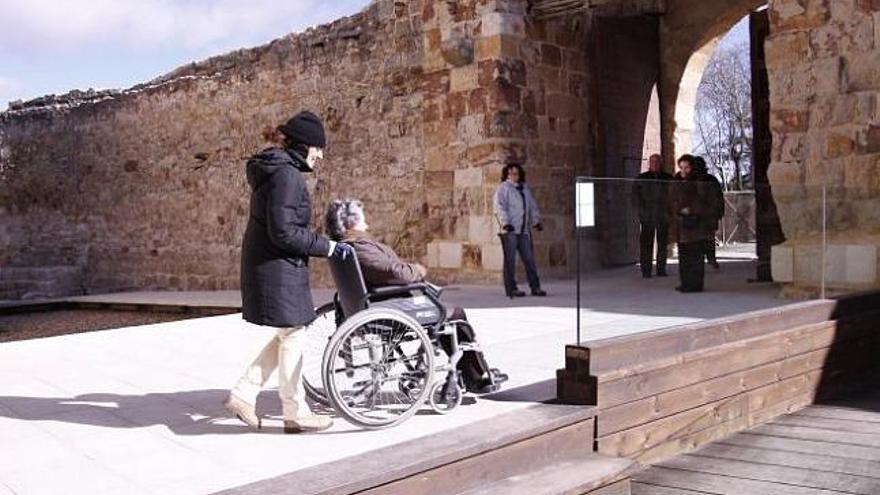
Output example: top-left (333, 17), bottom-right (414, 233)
top-left (534, 223), bottom-right (544, 232)
top-left (332, 242), bottom-right (353, 260)
top-left (503, 224), bottom-right (515, 233)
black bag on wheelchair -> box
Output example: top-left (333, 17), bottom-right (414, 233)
top-left (439, 319), bottom-right (499, 394)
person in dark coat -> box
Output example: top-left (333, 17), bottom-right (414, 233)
top-left (325, 199), bottom-right (508, 394)
top-left (671, 154), bottom-right (712, 293)
top-left (225, 111), bottom-right (352, 434)
top-left (631, 154), bottom-right (674, 278)
top-left (694, 156), bottom-right (724, 269)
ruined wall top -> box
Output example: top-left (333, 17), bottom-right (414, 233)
top-left (0, 0), bottom-right (397, 119)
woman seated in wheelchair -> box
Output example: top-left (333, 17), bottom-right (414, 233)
top-left (325, 199), bottom-right (508, 394)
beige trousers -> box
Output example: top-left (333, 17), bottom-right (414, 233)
top-left (231, 326), bottom-right (310, 421)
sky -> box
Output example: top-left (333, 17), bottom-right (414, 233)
top-left (0, 2), bottom-right (751, 110)
top-left (0, 0), bottom-right (371, 108)
top-left (719, 15), bottom-right (750, 51)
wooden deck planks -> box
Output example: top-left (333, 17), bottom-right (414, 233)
top-left (723, 430), bottom-right (880, 460)
top-left (632, 389), bottom-right (880, 495)
top-left (658, 455), bottom-right (879, 494)
top-left (687, 443), bottom-right (880, 479)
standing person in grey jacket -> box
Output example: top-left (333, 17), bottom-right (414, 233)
top-left (493, 164), bottom-right (547, 298)
top-left (224, 111), bottom-right (352, 434)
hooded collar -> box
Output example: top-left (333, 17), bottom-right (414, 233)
top-left (284, 148), bottom-right (313, 172)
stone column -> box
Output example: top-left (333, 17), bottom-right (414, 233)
top-left (421, 0), bottom-right (591, 281)
top-left (766, 0), bottom-right (880, 293)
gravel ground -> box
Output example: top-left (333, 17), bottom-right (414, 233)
top-left (0, 310), bottom-right (205, 343)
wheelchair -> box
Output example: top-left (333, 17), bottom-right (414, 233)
top-left (300, 246), bottom-right (477, 429)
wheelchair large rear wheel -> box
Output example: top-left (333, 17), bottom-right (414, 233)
top-left (322, 307), bottom-right (434, 429)
top-left (302, 302), bottom-right (337, 406)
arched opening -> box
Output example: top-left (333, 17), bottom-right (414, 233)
top-left (675, 40), bottom-right (721, 160)
top-left (665, 3), bottom-right (781, 281)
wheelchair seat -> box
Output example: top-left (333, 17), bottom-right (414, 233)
top-left (327, 244), bottom-right (447, 327)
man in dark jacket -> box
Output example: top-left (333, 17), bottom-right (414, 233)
top-left (632, 154), bottom-right (674, 278)
top-left (225, 111), bottom-right (352, 434)
top-left (694, 156), bottom-right (724, 269)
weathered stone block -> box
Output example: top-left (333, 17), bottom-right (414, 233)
top-left (546, 93), bottom-right (581, 120)
top-left (427, 241), bottom-right (463, 268)
top-left (823, 131), bottom-right (855, 158)
top-left (806, 155), bottom-right (844, 186)
top-left (810, 16), bottom-right (874, 59)
top-left (770, 0), bottom-right (831, 32)
top-left (488, 82), bottom-right (521, 112)
top-left (772, 244), bottom-right (795, 282)
top-left (771, 108), bottom-right (810, 133)
top-left (441, 36), bottom-right (475, 67)
top-left (766, 31), bottom-right (812, 67)
top-left (423, 119), bottom-right (456, 147)
top-left (455, 167), bottom-right (484, 189)
top-left (844, 154), bottom-right (880, 190)
top-left (475, 35), bottom-right (520, 61)
top-left (541, 43), bottom-right (562, 67)
top-left (426, 171), bottom-right (454, 190)
top-left (855, 124), bottom-right (880, 154)
top-left (481, 12), bottom-right (525, 38)
top-left (468, 215), bottom-right (498, 244)
top-left (462, 243), bottom-right (481, 270)
top-left (768, 161), bottom-right (806, 186)
top-left (467, 87), bottom-right (488, 114)
top-left (450, 65), bottom-right (479, 92)
top-left (858, 0), bottom-right (880, 12)
top-left (423, 69), bottom-right (451, 97)
top-left (794, 244), bottom-right (824, 283)
top-left (845, 50), bottom-right (880, 91)
top-left (775, 132), bottom-right (808, 163)
top-left (812, 56), bottom-right (843, 95)
top-left (457, 113), bottom-right (485, 142)
top-left (425, 145), bottom-right (461, 171)
top-left (445, 91), bottom-right (467, 118)
top-left (817, 243), bottom-right (879, 285)
top-left (767, 64), bottom-right (814, 106)
top-left (481, 243), bottom-right (504, 271)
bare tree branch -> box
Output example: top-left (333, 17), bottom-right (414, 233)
top-left (693, 43), bottom-right (753, 191)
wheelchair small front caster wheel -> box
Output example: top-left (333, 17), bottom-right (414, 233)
top-left (399, 378), bottom-right (426, 401)
top-left (429, 381), bottom-right (462, 414)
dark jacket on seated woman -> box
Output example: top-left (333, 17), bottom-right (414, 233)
top-left (342, 232), bottom-right (424, 289)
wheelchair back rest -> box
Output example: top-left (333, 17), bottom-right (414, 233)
top-left (328, 244), bottom-right (369, 319)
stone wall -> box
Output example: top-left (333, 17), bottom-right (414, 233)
top-left (0, 0), bottom-right (597, 297)
top-left (420, 0), bottom-right (592, 281)
top-left (658, 0), bottom-right (766, 172)
top-left (7, 0), bottom-right (875, 298)
top-left (0, 1), bottom-right (426, 293)
top-left (766, 0), bottom-right (880, 292)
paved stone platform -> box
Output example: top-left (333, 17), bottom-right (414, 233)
top-left (0, 261), bottom-right (792, 495)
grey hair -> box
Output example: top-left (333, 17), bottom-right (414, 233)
top-left (325, 199), bottom-right (365, 241)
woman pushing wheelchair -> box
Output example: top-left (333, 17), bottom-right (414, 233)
top-left (324, 199), bottom-right (508, 396)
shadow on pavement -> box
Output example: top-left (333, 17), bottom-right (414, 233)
top-left (439, 260), bottom-right (788, 321)
top-left (0, 389), bottom-right (314, 435)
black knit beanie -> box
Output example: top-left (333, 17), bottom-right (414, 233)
top-left (278, 111), bottom-right (326, 148)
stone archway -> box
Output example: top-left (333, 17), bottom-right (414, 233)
top-left (659, 0), bottom-right (767, 170)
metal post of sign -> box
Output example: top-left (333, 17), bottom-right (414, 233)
top-left (821, 186), bottom-right (827, 300)
top-left (576, 223), bottom-right (581, 344)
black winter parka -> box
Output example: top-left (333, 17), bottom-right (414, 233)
top-left (240, 148), bottom-right (331, 327)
